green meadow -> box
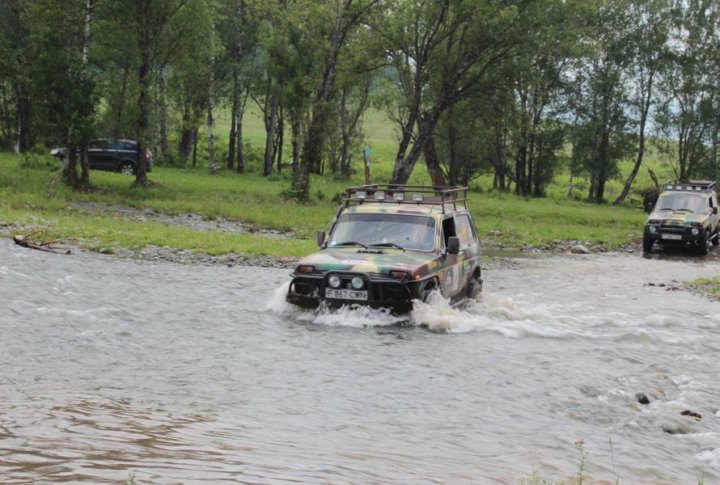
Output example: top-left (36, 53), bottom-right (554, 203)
top-left (0, 108), bottom-right (669, 259)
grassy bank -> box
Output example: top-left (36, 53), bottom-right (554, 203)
top-left (0, 151), bottom-right (647, 260)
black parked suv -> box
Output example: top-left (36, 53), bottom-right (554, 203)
top-left (51, 138), bottom-right (152, 175)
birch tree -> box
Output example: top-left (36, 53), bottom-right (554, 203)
top-left (656, 0), bottom-right (719, 180)
top-left (614, 0), bottom-right (670, 204)
top-left (290, 0), bottom-right (378, 201)
top-left (378, 0), bottom-right (535, 186)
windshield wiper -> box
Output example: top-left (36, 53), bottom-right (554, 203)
top-left (369, 242), bottom-right (405, 251)
top-left (333, 241), bottom-right (368, 249)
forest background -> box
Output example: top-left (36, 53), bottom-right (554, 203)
top-left (1, 0), bottom-right (720, 258)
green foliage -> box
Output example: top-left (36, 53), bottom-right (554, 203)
top-left (19, 148), bottom-right (57, 171)
top-left (685, 277), bottom-right (720, 301)
top-left (2, 0), bottom-right (719, 203)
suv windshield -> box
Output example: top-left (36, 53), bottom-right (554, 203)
top-left (329, 213), bottom-right (436, 251)
top-left (656, 193), bottom-right (708, 213)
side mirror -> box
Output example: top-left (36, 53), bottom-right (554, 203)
top-left (317, 230), bottom-right (326, 247)
top-left (446, 236), bottom-right (460, 255)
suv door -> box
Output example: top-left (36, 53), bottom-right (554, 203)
top-left (87, 139), bottom-right (113, 170)
top-left (115, 140), bottom-right (137, 169)
top-left (439, 216), bottom-right (467, 298)
top-left (710, 192), bottom-right (719, 234)
top-left (454, 213), bottom-right (480, 293)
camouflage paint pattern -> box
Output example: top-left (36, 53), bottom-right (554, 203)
top-left (287, 194), bottom-right (482, 311)
top-left (643, 187), bottom-right (720, 252)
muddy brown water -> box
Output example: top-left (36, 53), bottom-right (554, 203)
top-left (1, 239), bottom-right (719, 484)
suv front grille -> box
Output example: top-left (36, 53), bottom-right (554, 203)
top-left (659, 225), bottom-right (686, 234)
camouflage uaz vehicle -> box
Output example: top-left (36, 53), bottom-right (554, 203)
top-left (286, 185), bottom-right (482, 313)
top-left (643, 180), bottom-right (720, 254)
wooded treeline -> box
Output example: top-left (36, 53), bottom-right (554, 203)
top-left (1, 0), bottom-right (719, 202)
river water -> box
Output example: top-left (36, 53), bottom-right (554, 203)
top-left (1, 238), bottom-right (719, 484)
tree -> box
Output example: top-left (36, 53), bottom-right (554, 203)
top-left (216, 0), bottom-right (259, 173)
top-left (377, 0), bottom-right (536, 186)
top-left (507, 0), bottom-right (591, 197)
top-left (569, 0), bottom-right (634, 203)
top-left (109, 0), bottom-right (189, 186)
top-left (614, 0), bottom-right (671, 204)
top-left (0, 0), bottom-right (33, 152)
top-left (290, 0), bottom-right (378, 200)
top-left (656, 0), bottom-right (719, 181)
top-left (21, 0), bottom-right (97, 190)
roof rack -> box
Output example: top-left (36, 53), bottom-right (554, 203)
top-left (663, 180), bottom-right (716, 192)
top-left (339, 184), bottom-right (469, 214)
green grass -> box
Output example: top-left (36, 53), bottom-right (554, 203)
top-left (685, 277), bottom-right (720, 301)
top-left (2, 102), bottom-right (673, 260)
top-left (0, 148), bottom-right (650, 259)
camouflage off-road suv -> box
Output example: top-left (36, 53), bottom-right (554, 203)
top-left (286, 185), bottom-right (482, 313)
top-left (643, 180), bottom-right (720, 254)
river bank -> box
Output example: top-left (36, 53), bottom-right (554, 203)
top-left (0, 203), bottom-right (641, 271)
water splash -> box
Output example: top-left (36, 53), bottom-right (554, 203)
top-left (266, 283), bottom-right (407, 327)
top-left (411, 291), bottom-right (582, 337)
top-left (305, 304), bottom-right (407, 328)
top-left (266, 281), bottom-right (297, 314)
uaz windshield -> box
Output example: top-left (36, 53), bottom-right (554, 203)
top-left (656, 193), bottom-right (708, 213)
top-left (329, 213), bottom-right (436, 251)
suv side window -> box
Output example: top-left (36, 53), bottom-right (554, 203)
top-left (454, 214), bottom-right (476, 248)
top-left (441, 217), bottom-right (457, 250)
top-left (88, 140), bottom-right (106, 150)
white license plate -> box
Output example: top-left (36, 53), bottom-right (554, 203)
top-left (325, 289), bottom-right (368, 300)
top-left (661, 233), bottom-right (683, 240)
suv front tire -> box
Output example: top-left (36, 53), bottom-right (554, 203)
top-left (120, 161), bottom-right (136, 175)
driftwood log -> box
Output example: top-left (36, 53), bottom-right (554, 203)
top-left (12, 234), bottom-right (71, 254)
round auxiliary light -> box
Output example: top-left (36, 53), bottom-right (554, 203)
top-left (328, 275), bottom-right (341, 288)
top-left (351, 276), bottom-right (364, 290)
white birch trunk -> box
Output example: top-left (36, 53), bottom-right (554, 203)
top-left (207, 16), bottom-right (217, 174)
top-left (81, 0), bottom-right (93, 80)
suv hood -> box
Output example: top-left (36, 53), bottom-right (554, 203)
top-left (647, 210), bottom-right (709, 226)
top-left (297, 247), bottom-right (439, 275)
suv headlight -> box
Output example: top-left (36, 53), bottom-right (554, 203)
top-left (691, 228), bottom-right (700, 236)
top-left (351, 277), bottom-right (364, 290)
top-left (328, 275), bottom-right (341, 288)
top-left (648, 225), bottom-right (657, 234)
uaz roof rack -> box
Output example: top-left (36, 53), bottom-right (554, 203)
top-left (340, 184), bottom-right (469, 214)
top-left (663, 180), bottom-right (716, 192)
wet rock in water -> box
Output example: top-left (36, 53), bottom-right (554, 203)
top-left (570, 244), bottom-right (590, 254)
top-left (680, 410), bottom-right (702, 421)
top-left (661, 419), bottom-right (694, 435)
top-left (635, 392), bottom-right (650, 405)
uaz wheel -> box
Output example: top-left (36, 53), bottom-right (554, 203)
top-left (466, 276), bottom-right (482, 299)
top-left (642, 237), bottom-right (653, 252)
top-left (698, 231), bottom-right (709, 255)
